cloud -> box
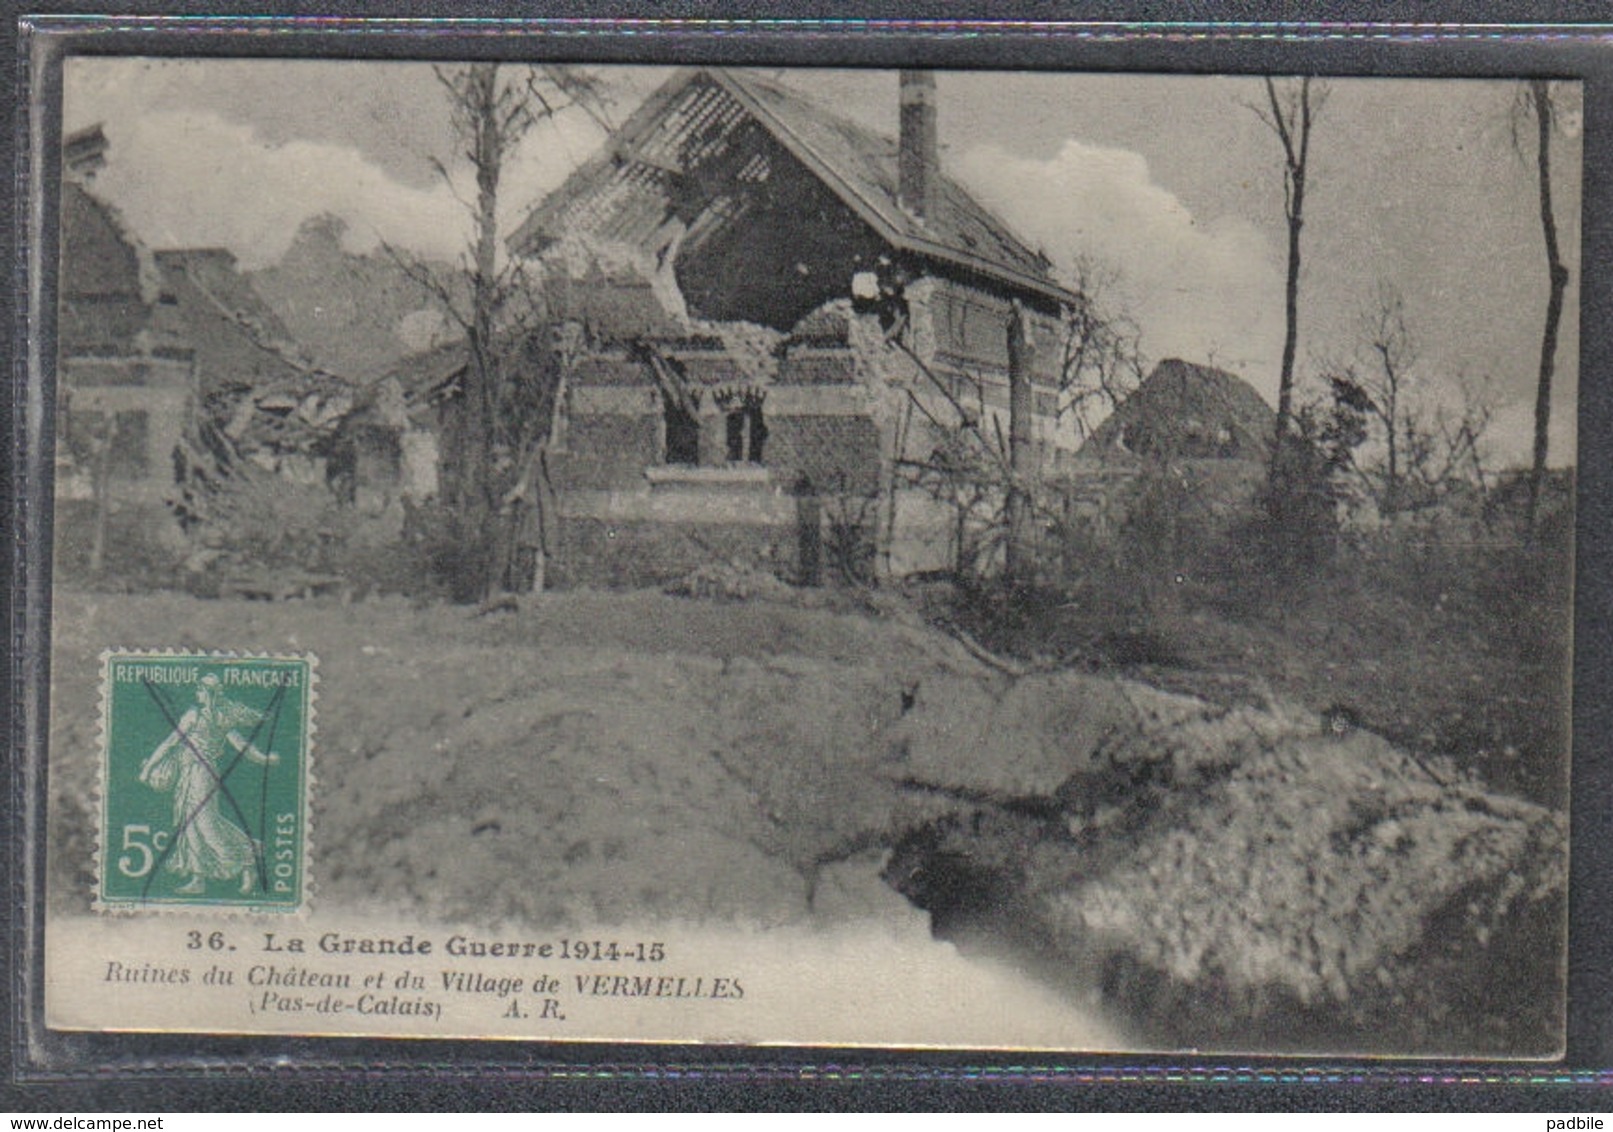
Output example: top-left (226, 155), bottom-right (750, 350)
top-left (78, 101), bottom-right (609, 272)
top-left (86, 109), bottom-right (465, 269)
top-left (1485, 391), bottom-right (1579, 472)
top-left (954, 139), bottom-right (1286, 403)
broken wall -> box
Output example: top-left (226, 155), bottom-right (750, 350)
top-left (60, 182), bottom-right (154, 357)
top-left (909, 276), bottom-right (1072, 459)
top-left (547, 343), bottom-right (885, 587)
top-left (540, 272), bottom-right (1083, 589)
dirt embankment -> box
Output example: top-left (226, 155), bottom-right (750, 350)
top-left (48, 588), bottom-right (971, 927)
top-left (881, 672), bottom-right (1565, 1056)
top-left (47, 587), bottom-right (1565, 1054)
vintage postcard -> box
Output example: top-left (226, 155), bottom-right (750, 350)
top-left (36, 56), bottom-right (1575, 1058)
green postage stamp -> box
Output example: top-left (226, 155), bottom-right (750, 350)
top-left (96, 651), bottom-right (315, 913)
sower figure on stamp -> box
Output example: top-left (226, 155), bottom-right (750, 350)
top-left (138, 673), bottom-right (279, 895)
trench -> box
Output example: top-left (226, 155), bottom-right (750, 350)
top-left (867, 700), bottom-right (1569, 1058)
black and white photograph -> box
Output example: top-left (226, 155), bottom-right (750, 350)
top-left (37, 55), bottom-right (1576, 1059)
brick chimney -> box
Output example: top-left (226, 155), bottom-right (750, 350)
top-left (898, 70), bottom-right (939, 222)
top-left (64, 124), bottom-right (109, 183)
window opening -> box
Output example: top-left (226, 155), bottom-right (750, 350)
top-left (721, 391), bottom-right (767, 464)
top-left (663, 390), bottom-right (700, 465)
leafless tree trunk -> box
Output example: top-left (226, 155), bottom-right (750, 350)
top-left (468, 66), bottom-right (502, 527)
top-left (389, 63), bottom-right (609, 600)
top-left (1253, 77), bottom-right (1324, 487)
top-left (443, 64), bottom-right (528, 599)
top-left (1057, 256), bottom-right (1145, 441)
top-left (1366, 289), bottom-right (1411, 513)
top-left (1527, 79), bottom-right (1569, 530)
top-left (1005, 299), bottom-right (1035, 585)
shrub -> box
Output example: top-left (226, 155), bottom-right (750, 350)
top-left (400, 497), bottom-right (490, 603)
top-left (199, 476), bottom-right (343, 570)
top-left (823, 492), bottom-right (878, 586)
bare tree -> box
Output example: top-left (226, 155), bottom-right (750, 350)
top-left (1356, 286), bottom-right (1416, 514)
top-left (1319, 287), bottom-right (1494, 517)
top-left (389, 63), bottom-right (609, 600)
top-left (1004, 299), bottom-right (1036, 585)
top-left (1514, 80), bottom-right (1573, 529)
top-left (1250, 76), bottom-right (1326, 487)
top-left (1057, 257), bottom-right (1146, 440)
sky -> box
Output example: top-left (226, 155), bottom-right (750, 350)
top-left (61, 59), bottom-right (1582, 467)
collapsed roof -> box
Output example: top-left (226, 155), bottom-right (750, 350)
top-left (511, 68), bottom-right (1075, 330)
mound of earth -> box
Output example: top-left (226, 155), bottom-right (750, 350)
top-left (883, 676), bottom-right (1566, 1056)
top-left (46, 588), bottom-right (971, 927)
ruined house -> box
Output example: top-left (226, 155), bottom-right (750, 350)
top-left (149, 244), bottom-right (394, 494)
top-left (157, 243), bottom-right (462, 526)
top-left (58, 124), bottom-right (416, 580)
top-left (57, 125), bottom-right (192, 514)
top-left (151, 249), bottom-right (313, 435)
top-left (53, 124), bottom-right (222, 581)
top-left (505, 67), bottom-right (1082, 586)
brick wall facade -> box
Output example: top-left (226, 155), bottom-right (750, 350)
top-left (547, 343), bottom-right (887, 586)
top-left (763, 414), bottom-right (881, 497)
top-left (541, 276), bottom-right (1084, 589)
top-left (552, 413), bottom-right (662, 491)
